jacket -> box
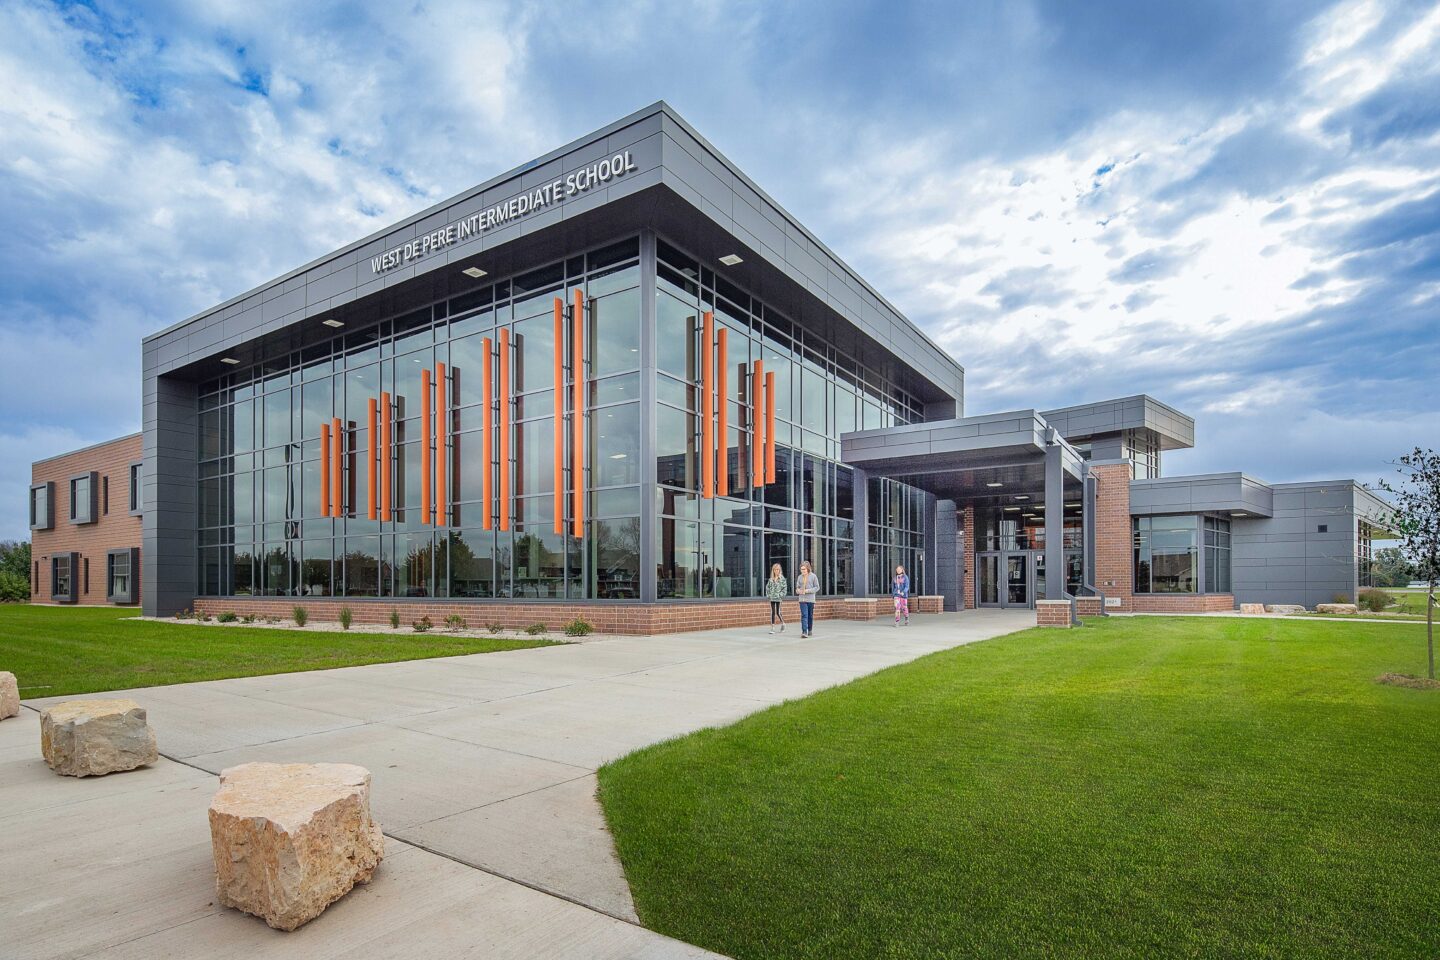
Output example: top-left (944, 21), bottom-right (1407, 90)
top-left (796, 572), bottom-right (819, 602)
top-left (892, 574), bottom-right (910, 598)
top-left (765, 576), bottom-right (788, 600)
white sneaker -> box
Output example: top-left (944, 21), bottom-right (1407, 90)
top-left (780, 623), bottom-right (785, 632)
top-left (768, 627), bottom-right (775, 634)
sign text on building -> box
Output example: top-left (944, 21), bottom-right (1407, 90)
top-left (369, 151), bottom-right (639, 275)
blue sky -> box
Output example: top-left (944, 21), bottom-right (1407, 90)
top-left (2, 0), bottom-right (1438, 540)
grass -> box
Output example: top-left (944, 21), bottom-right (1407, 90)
top-left (599, 616), bottom-right (1440, 959)
top-left (0, 605), bottom-right (558, 697)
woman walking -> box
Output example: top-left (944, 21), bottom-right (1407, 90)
top-left (796, 561), bottom-right (820, 638)
top-left (765, 563), bottom-right (788, 634)
top-left (892, 564), bottom-right (911, 626)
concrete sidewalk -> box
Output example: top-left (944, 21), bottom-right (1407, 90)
top-left (3, 609), bottom-right (1030, 959)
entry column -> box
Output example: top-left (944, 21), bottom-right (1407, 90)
top-left (1044, 435), bottom-right (1065, 601)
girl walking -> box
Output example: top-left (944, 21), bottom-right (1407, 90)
top-left (892, 564), bottom-right (911, 626)
top-left (796, 561), bottom-right (820, 637)
top-left (765, 563), bottom-right (788, 633)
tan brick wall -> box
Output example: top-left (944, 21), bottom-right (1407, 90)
top-left (193, 595), bottom-right (883, 636)
top-left (913, 595), bottom-right (943, 614)
top-left (1090, 463), bottom-right (1134, 612)
top-left (30, 435), bottom-right (143, 606)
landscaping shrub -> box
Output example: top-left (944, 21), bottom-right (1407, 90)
top-left (198, 613), bottom-right (212, 622)
top-left (389, 608), bottom-right (401, 630)
top-left (563, 618), bottom-right (593, 637)
top-left (265, 616), bottom-right (280, 625)
top-left (487, 621), bottom-right (504, 634)
top-left (241, 613), bottom-right (257, 624)
top-left (216, 612), bottom-right (238, 623)
top-left (1332, 592), bottom-right (1352, 604)
top-left (444, 614), bottom-right (467, 632)
top-left (1358, 588), bottom-right (1391, 613)
top-left (172, 608), bottom-right (194, 620)
top-left (413, 615), bottom-right (434, 633)
top-left (525, 622), bottom-right (548, 636)
top-left (338, 606), bottom-right (354, 630)
top-left (292, 605), bottom-right (309, 627)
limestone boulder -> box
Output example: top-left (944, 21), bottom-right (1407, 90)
top-left (1239, 603), bottom-right (1266, 615)
top-left (40, 699), bottom-right (157, 776)
top-left (1316, 603), bottom-right (1359, 616)
top-left (1265, 604), bottom-right (1307, 615)
top-left (0, 671), bottom-right (18, 720)
top-left (209, 762), bottom-right (384, 931)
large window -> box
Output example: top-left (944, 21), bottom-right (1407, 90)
top-left (1126, 429), bottom-right (1161, 480)
top-left (107, 548), bottom-right (138, 604)
top-left (1133, 516), bottom-right (1198, 593)
top-left (653, 238), bottom-right (923, 600)
top-left (196, 238), bottom-right (642, 601)
top-left (1204, 516), bottom-right (1232, 594)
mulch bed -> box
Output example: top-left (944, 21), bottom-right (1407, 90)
top-left (1376, 673), bottom-right (1440, 690)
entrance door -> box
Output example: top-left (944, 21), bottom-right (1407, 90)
top-left (979, 554), bottom-right (999, 605)
top-left (1006, 553), bottom-right (1030, 607)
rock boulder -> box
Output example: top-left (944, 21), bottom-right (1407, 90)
top-left (209, 762), bottom-right (384, 931)
top-left (0, 671), bottom-right (18, 720)
top-left (40, 699), bottom-right (157, 776)
top-left (1316, 603), bottom-right (1359, 615)
top-left (1265, 604), bottom-right (1307, 615)
top-left (1239, 603), bottom-right (1266, 615)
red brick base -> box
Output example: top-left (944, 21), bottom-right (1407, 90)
top-left (1074, 596), bottom-right (1104, 617)
top-left (1036, 599), bottom-right (1073, 628)
top-left (192, 596), bottom-right (924, 636)
top-left (1130, 594), bottom-right (1235, 613)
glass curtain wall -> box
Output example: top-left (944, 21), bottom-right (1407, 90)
top-left (197, 238), bottom-right (642, 600)
top-left (655, 238), bottom-right (925, 599)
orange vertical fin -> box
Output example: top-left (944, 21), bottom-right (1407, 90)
top-left (572, 288), bottom-right (584, 538)
top-left (366, 398), bottom-right (377, 520)
top-left (482, 338), bottom-right (493, 531)
top-left (320, 421), bottom-right (332, 517)
top-left (380, 392), bottom-right (392, 521)
top-left (553, 298), bottom-right (564, 535)
top-left (421, 368), bottom-right (432, 525)
top-left (752, 360), bottom-right (765, 486)
top-left (332, 417), bottom-right (344, 515)
top-left (765, 372), bottom-right (777, 484)
top-left (701, 311), bottom-right (714, 498)
top-left (716, 327), bottom-right (728, 498)
top-left (436, 362), bottom-right (447, 527)
top-left (499, 327), bottom-right (511, 532)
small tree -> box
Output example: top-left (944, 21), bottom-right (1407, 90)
top-left (1379, 448), bottom-right (1440, 679)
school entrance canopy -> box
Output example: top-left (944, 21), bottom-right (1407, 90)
top-left (841, 410), bottom-right (1093, 606)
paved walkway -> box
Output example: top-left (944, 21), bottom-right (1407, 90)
top-left (2, 609), bottom-right (1030, 959)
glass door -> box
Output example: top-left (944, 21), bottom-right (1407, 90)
top-left (979, 554), bottom-right (1000, 605)
top-left (1006, 553), bottom-right (1029, 607)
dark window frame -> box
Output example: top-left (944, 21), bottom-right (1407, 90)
top-left (30, 481), bottom-right (54, 530)
top-left (128, 461), bottom-right (143, 515)
top-left (68, 471), bottom-right (98, 525)
top-left (51, 552), bottom-right (78, 603)
top-left (107, 547), bottom-right (140, 604)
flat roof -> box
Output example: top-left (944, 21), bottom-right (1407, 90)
top-left (1040, 395), bottom-right (1195, 450)
top-left (31, 432), bottom-right (142, 468)
top-left (143, 102), bottom-right (964, 405)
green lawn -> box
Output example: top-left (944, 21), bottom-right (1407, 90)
top-left (0, 605), bottom-right (557, 698)
top-left (599, 617), bottom-right (1440, 959)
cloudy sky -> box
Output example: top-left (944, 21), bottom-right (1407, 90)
top-left (3, 0), bottom-right (1438, 539)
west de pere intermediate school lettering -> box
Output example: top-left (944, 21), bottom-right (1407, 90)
top-left (369, 151), bottom-right (639, 275)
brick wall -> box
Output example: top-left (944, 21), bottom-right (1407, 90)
top-left (1036, 599), bottom-right (1072, 627)
top-left (192, 594), bottom-right (915, 636)
top-left (1074, 596), bottom-right (1103, 617)
top-left (30, 434), bottom-right (143, 606)
top-left (1090, 463), bottom-right (1134, 612)
top-left (962, 504), bottom-right (976, 610)
top-left (1131, 594), bottom-right (1235, 613)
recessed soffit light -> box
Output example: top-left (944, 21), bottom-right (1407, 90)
top-left (322, 319), bottom-right (345, 328)
top-left (986, 482), bottom-right (1004, 488)
top-left (462, 266), bottom-right (487, 278)
top-left (1003, 506), bottom-right (1021, 512)
top-left (719, 254), bottom-right (743, 266)
top-left (1014, 495), bottom-right (1030, 501)
top-left (220, 357), bottom-right (240, 365)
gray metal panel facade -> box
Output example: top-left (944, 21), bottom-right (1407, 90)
top-left (1040, 394), bottom-right (1196, 450)
top-left (1231, 481), bottom-right (1377, 608)
top-left (1129, 473), bottom-right (1274, 517)
top-left (139, 103), bottom-right (967, 615)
